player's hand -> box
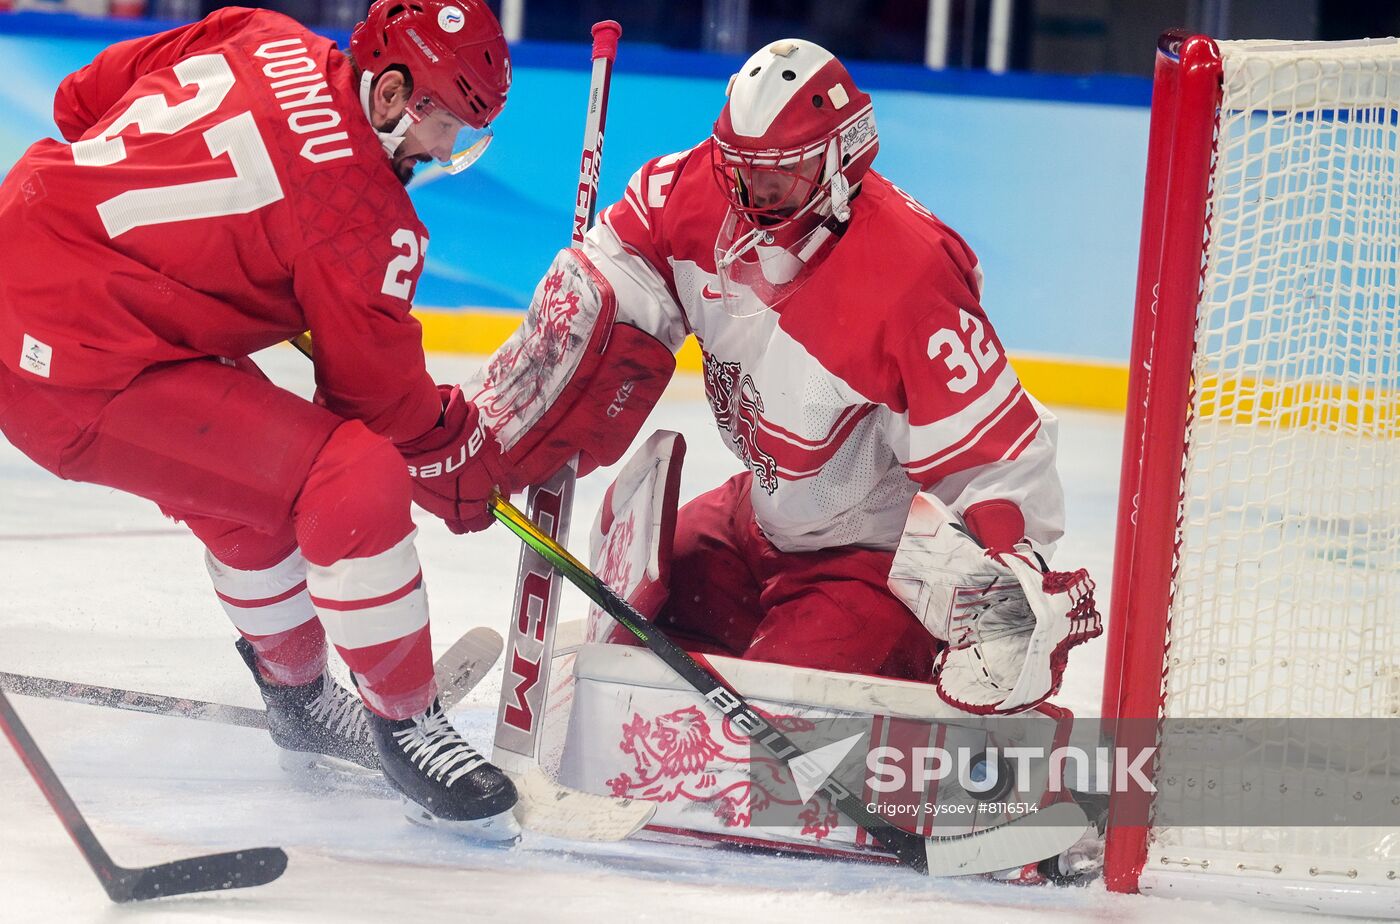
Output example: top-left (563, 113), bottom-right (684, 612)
top-left (398, 385), bottom-right (503, 534)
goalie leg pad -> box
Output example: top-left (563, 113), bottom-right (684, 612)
top-left (555, 642), bottom-right (1073, 861)
top-left (587, 430), bottom-right (687, 643)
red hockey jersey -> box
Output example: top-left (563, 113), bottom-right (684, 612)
top-left (584, 139), bottom-right (1065, 553)
top-left (0, 7), bottom-right (441, 444)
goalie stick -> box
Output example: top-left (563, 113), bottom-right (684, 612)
top-left (0, 686), bottom-right (287, 903)
top-left (489, 495), bottom-right (1093, 877)
top-left (0, 626), bottom-right (503, 731)
top-left (489, 19), bottom-right (656, 845)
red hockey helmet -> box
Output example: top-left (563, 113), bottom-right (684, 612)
top-left (350, 0), bottom-right (511, 173)
top-left (712, 39), bottom-right (878, 230)
top-left (710, 40), bottom-right (877, 316)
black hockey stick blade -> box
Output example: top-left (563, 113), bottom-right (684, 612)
top-left (0, 688), bottom-right (288, 902)
top-left (900, 800), bottom-right (1089, 877)
top-left (104, 847), bottom-right (289, 903)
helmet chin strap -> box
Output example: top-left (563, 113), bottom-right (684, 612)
top-left (825, 137), bottom-right (852, 223)
top-left (359, 70), bottom-right (413, 158)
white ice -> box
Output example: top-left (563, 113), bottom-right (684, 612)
top-left (0, 347), bottom-right (1337, 923)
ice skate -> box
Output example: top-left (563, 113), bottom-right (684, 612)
top-left (235, 637), bottom-right (381, 778)
top-left (369, 698), bottom-right (520, 844)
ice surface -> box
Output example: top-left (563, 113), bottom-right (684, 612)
top-left (0, 347), bottom-right (1338, 922)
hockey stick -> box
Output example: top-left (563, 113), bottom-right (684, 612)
top-left (0, 687), bottom-right (287, 902)
top-left (490, 19), bottom-right (655, 844)
top-left (0, 627), bottom-right (504, 731)
top-left (489, 495), bottom-right (1092, 877)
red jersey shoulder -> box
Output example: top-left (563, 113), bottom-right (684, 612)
top-left (652, 138), bottom-right (734, 263)
top-left (849, 173), bottom-right (982, 307)
top-left (604, 139), bottom-right (727, 263)
top-left (777, 173), bottom-right (995, 414)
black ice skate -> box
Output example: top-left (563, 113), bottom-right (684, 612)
top-left (368, 699), bottom-right (520, 844)
top-left (235, 637), bottom-right (380, 776)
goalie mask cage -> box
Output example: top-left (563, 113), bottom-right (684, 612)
top-left (1102, 32), bottom-right (1400, 916)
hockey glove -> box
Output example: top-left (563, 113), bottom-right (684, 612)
top-left (399, 385), bottom-right (503, 534)
top-left (887, 494), bottom-right (1101, 715)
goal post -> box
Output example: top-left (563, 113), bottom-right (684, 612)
top-left (1103, 31), bottom-right (1400, 915)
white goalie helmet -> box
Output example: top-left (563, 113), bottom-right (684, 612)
top-left (710, 39), bottom-right (879, 316)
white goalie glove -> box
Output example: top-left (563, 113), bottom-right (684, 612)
top-left (887, 494), bottom-right (1101, 715)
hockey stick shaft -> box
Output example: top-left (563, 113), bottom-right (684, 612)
top-left (0, 671), bottom-right (269, 729)
top-left (0, 687), bottom-right (286, 902)
top-left (0, 687), bottom-right (117, 872)
top-left (572, 20), bottom-right (619, 244)
top-left (486, 23), bottom-right (659, 843)
top-left (0, 628), bottom-right (502, 730)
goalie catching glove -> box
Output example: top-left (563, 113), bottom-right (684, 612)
top-left (887, 494), bottom-right (1101, 715)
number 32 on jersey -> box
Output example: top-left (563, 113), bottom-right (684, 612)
top-left (928, 309), bottom-right (1002, 394)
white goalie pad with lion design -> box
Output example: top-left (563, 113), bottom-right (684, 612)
top-left (547, 643), bottom-right (1075, 863)
top-left (586, 430), bottom-right (686, 643)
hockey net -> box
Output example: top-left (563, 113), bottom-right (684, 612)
top-left (1102, 33), bottom-right (1400, 914)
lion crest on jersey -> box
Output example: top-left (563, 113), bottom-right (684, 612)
top-left (606, 705), bottom-right (840, 838)
top-left (701, 350), bottom-right (779, 495)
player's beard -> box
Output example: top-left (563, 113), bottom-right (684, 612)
top-left (392, 152), bottom-right (431, 186)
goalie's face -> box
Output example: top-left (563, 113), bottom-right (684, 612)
top-left (713, 143), bottom-right (826, 229)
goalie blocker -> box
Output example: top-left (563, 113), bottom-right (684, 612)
top-left (542, 432), bottom-right (1095, 872)
top-left (467, 247), bottom-right (677, 495)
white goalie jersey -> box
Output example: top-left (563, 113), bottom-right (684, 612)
top-left (581, 140), bottom-right (1065, 553)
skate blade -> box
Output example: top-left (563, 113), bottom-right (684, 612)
top-left (277, 748), bottom-right (384, 787)
top-left (401, 800), bottom-right (522, 846)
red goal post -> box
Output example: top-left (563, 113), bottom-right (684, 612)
top-left (1101, 28), bottom-right (1220, 895)
top-left (1102, 31), bottom-right (1400, 915)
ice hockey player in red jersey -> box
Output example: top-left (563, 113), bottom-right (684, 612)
top-left (0, 0), bottom-right (518, 840)
top-left (462, 38), bottom-right (1102, 725)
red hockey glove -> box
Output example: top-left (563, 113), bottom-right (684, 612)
top-left (399, 385), bottom-right (504, 534)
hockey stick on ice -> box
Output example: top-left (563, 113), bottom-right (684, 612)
top-left (0, 627), bottom-right (503, 731)
top-left (489, 495), bottom-right (1092, 877)
top-left (489, 19), bottom-right (656, 844)
top-left (0, 686), bottom-right (287, 902)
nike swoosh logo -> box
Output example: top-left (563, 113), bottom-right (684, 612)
top-left (701, 284), bottom-right (723, 300)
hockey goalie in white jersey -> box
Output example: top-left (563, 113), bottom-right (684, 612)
top-left (447, 39), bottom-right (1100, 720)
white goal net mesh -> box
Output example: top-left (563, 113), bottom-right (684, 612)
top-left (1147, 38), bottom-right (1400, 892)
